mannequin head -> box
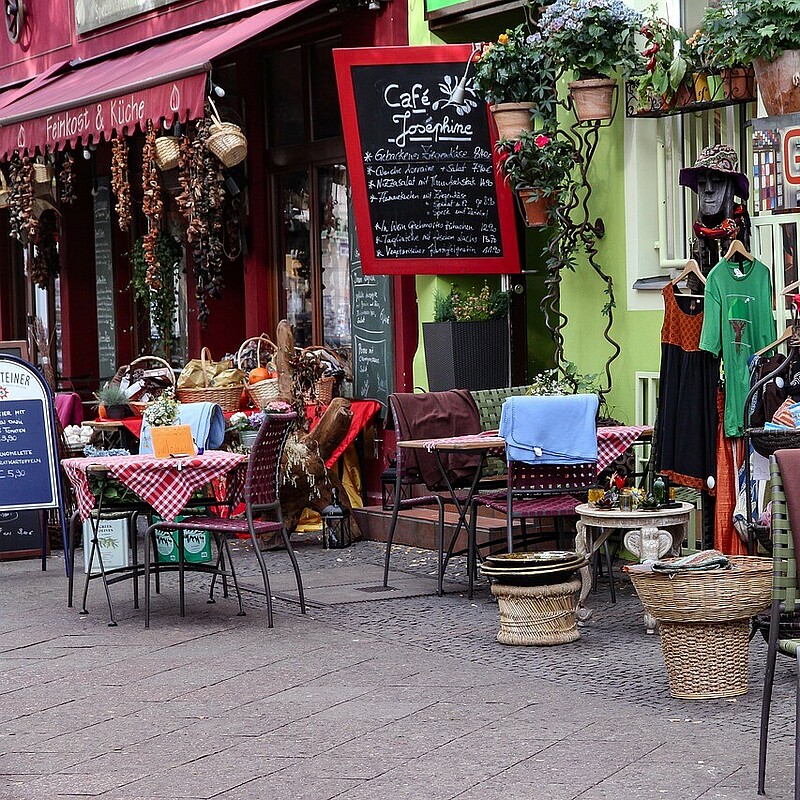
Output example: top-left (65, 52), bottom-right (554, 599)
top-left (696, 169), bottom-right (736, 218)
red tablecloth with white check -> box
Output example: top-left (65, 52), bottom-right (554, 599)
top-left (62, 452), bottom-right (247, 522)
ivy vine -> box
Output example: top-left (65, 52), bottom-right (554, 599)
top-left (130, 233), bottom-right (183, 360)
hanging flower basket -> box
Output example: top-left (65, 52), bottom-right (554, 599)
top-left (721, 66), bottom-right (755, 101)
top-left (490, 102), bottom-right (534, 141)
top-left (516, 190), bottom-right (554, 228)
top-left (568, 77), bottom-right (617, 122)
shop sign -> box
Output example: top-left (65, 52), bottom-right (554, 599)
top-left (75, 0), bottom-right (180, 34)
top-left (334, 45), bottom-right (520, 276)
top-left (753, 113), bottom-right (800, 214)
top-left (0, 74), bottom-right (206, 156)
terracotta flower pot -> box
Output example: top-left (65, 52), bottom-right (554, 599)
top-left (721, 66), bottom-right (756, 101)
top-left (567, 77), bottom-right (617, 122)
top-left (490, 102), bottom-right (534, 141)
top-left (753, 51), bottom-right (800, 115)
top-left (516, 190), bottom-right (554, 227)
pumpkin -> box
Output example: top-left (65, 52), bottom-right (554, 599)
top-left (248, 367), bottom-right (270, 385)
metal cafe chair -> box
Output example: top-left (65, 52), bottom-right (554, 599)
top-left (757, 457), bottom-right (800, 800)
top-left (144, 412), bottom-right (306, 628)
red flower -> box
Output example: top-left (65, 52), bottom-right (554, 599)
top-left (534, 134), bottom-right (551, 148)
top-left (513, 140), bottom-right (523, 153)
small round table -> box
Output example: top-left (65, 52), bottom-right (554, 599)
top-left (574, 502), bottom-right (694, 633)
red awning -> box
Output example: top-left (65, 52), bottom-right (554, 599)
top-left (0, 0), bottom-right (318, 157)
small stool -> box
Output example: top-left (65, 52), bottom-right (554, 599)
top-left (491, 577), bottom-right (581, 646)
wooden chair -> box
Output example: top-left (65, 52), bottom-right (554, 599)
top-left (758, 456), bottom-right (800, 799)
top-left (144, 413), bottom-right (305, 628)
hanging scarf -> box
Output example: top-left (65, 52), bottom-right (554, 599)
top-left (693, 205), bottom-right (746, 240)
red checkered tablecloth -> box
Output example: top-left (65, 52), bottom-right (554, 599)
top-left (596, 425), bottom-right (651, 472)
top-left (62, 452), bottom-right (247, 522)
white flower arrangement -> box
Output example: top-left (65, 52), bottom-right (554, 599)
top-left (142, 387), bottom-right (180, 427)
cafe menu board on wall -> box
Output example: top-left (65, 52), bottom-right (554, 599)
top-left (334, 45), bottom-right (520, 276)
top-left (0, 357), bottom-right (59, 512)
top-left (93, 177), bottom-right (117, 380)
top-left (349, 208), bottom-right (393, 406)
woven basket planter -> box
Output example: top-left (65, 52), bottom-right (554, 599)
top-left (491, 577), bottom-right (581, 646)
top-left (154, 136), bottom-right (180, 171)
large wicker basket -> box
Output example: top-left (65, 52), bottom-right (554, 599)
top-left (748, 426), bottom-right (800, 458)
top-left (628, 555), bottom-right (772, 699)
top-left (117, 355), bottom-right (176, 417)
top-left (490, 578), bottom-right (581, 646)
top-left (206, 102), bottom-right (247, 168)
top-left (297, 346), bottom-right (340, 406)
top-left (238, 335), bottom-right (280, 408)
top-left (176, 347), bottom-right (244, 413)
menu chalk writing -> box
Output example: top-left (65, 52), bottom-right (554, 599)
top-left (94, 176), bottom-right (117, 380)
top-left (334, 45), bottom-right (520, 276)
top-left (349, 208), bottom-right (393, 405)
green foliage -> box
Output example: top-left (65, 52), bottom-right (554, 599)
top-left (692, 0), bottom-right (800, 67)
top-left (535, 0), bottom-right (644, 79)
top-left (495, 129), bottom-right (576, 200)
top-left (473, 25), bottom-right (558, 116)
top-left (130, 233), bottom-right (183, 360)
top-left (94, 382), bottom-right (130, 407)
top-left (433, 284), bottom-right (509, 322)
top-left (633, 7), bottom-right (691, 107)
top-left (527, 362), bottom-right (601, 395)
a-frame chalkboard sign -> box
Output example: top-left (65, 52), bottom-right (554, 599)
top-left (0, 354), bottom-right (69, 570)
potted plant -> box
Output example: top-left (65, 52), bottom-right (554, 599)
top-left (495, 129), bottom-right (576, 226)
top-left (423, 284), bottom-right (510, 391)
top-left (537, 0), bottom-right (643, 121)
top-left (706, 0), bottom-right (800, 114)
top-left (228, 410), bottom-right (267, 449)
top-left (473, 25), bottom-right (558, 140)
top-left (95, 382), bottom-right (132, 420)
top-left (632, 10), bottom-right (693, 111)
top-left (693, 1), bottom-right (756, 102)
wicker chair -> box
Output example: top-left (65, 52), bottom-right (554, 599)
top-left (758, 457), bottom-right (800, 799)
top-left (143, 413), bottom-right (305, 628)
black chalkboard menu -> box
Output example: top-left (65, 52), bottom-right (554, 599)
top-left (0, 510), bottom-right (45, 560)
top-left (93, 176), bottom-right (117, 380)
top-left (334, 44), bottom-right (520, 276)
top-left (349, 205), bottom-right (393, 406)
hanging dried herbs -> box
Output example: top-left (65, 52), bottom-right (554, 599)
top-left (110, 135), bottom-right (131, 231)
top-left (175, 117), bottom-right (225, 328)
top-left (58, 151), bottom-right (76, 205)
top-left (30, 209), bottom-right (59, 288)
top-left (142, 120), bottom-right (164, 291)
top-left (8, 154), bottom-right (36, 242)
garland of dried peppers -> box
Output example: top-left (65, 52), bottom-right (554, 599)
top-left (8, 154), bottom-right (36, 243)
top-left (141, 121), bottom-right (164, 291)
top-left (30, 209), bottom-right (59, 288)
top-left (110, 135), bottom-right (131, 231)
top-left (58, 152), bottom-right (76, 205)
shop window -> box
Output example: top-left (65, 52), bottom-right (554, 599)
top-left (266, 47), bottom-right (306, 147)
top-left (311, 40), bottom-right (343, 141)
top-left (752, 214), bottom-right (800, 332)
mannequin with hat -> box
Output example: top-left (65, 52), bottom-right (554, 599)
top-left (679, 144), bottom-right (752, 283)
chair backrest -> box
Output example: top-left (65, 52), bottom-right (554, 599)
top-left (244, 412), bottom-right (296, 509)
top-left (389, 391), bottom-right (482, 491)
top-left (508, 461), bottom-right (597, 494)
top-left (470, 386), bottom-right (533, 478)
top-left (769, 456), bottom-right (799, 610)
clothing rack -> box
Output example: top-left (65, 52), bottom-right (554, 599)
top-left (742, 309), bottom-right (800, 554)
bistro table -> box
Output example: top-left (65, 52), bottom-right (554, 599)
top-left (574, 501), bottom-right (694, 632)
top-left (397, 425), bottom-right (652, 595)
top-left (62, 451), bottom-right (247, 625)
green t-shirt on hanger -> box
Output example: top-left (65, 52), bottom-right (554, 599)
top-left (699, 257), bottom-right (776, 437)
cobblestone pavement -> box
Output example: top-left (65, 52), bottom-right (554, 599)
top-left (1, 537), bottom-right (797, 800)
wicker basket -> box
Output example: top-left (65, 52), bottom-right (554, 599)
top-left (33, 161), bottom-right (54, 185)
top-left (659, 619), bottom-right (751, 699)
top-left (490, 578), bottom-right (581, 646)
top-left (237, 335), bottom-right (280, 408)
top-left (154, 136), bottom-right (180, 171)
top-left (117, 355), bottom-right (176, 417)
top-left (176, 347), bottom-right (244, 412)
top-left (748, 426), bottom-right (800, 458)
top-left (206, 102), bottom-right (247, 168)
top-left (297, 346), bottom-right (340, 406)
top-left (627, 555), bottom-right (772, 623)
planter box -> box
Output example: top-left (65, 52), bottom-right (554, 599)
top-left (423, 318), bottom-right (509, 392)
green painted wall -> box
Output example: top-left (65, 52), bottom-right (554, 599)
top-left (407, 2), bottom-right (664, 421)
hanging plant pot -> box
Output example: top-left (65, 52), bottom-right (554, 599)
top-left (568, 77), bottom-right (617, 122)
top-left (490, 102), bottom-right (534, 141)
top-left (706, 73), bottom-right (724, 102)
top-left (753, 51), bottom-right (800, 115)
top-left (516, 190), bottom-right (554, 227)
top-left (692, 71), bottom-right (711, 102)
top-left (721, 66), bottom-right (755, 101)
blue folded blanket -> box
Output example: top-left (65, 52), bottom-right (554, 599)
top-left (499, 394), bottom-right (599, 465)
top-left (140, 402), bottom-right (226, 455)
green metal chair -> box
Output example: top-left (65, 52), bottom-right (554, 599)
top-left (758, 457), bottom-right (800, 799)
